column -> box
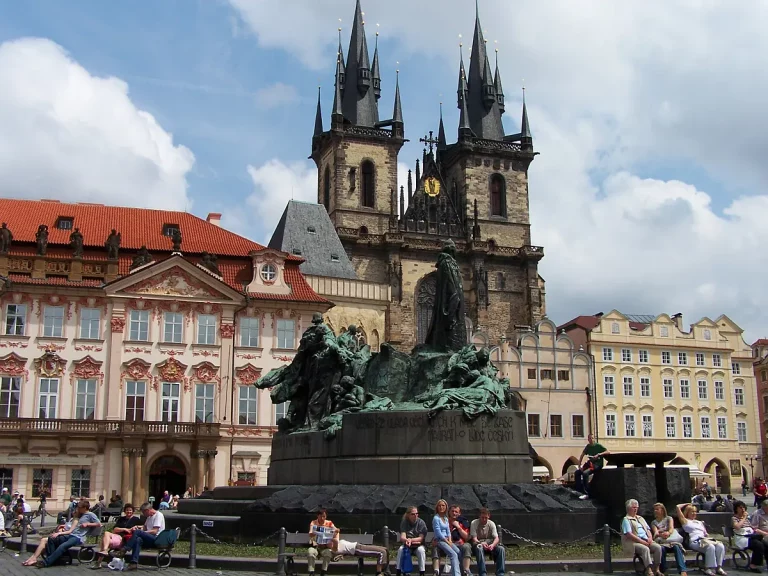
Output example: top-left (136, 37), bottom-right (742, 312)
top-left (132, 449), bottom-right (144, 505)
top-left (206, 450), bottom-right (217, 490)
top-left (120, 449), bottom-right (131, 503)
top-left (196, 450), bottom-right (206, 494)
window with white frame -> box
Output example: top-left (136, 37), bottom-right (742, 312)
top-left (75, 379), bottom-right (96, 420)
top-left (663, 378), bottom-right (673, 399)
top-left (695, 353), bottom-right (705, 367)
top-left (275, 401), bottom-right (289, 423)
top-left (527, 413), bottom-right (541, 437)
top-left (611, 322), bottom-right (620, 334)
top-left (0, 376), bottom-right (21, 418)
top-left (717, 416), bottom-right (727, 439)
top-left (682, 415), bottom-right (692, 438)
top-left (238, 386), bottom-right (258, 425)
top-left (125, 380), bottom-right (145, 421)
top-left (129, 310), bottom-right (149, 341)
top-left (622, 349), bottom-right (632, 363)
top-left (640, 377), bottom-right (651, 398)
top-left (662, 351), bottom-right (671, 364)
top-left (5, 304), bottom-right (26, 336)
top-left (642, 414), bottom-right (653, 437)
top-left (79, 308), bottom-right (100, 340)
top-left (735, 387), bottom-right (744, 405)
top-left (195, 383), bottom-right (215, 423)
top-left (260, 263), bottom-right (277, 282)
top-left (678, 352), bottom-right (688, 365)
top-left (623, 376), bottom-right (634, 396)
top-left (604, 375), bottom-right (615, 396)
top-left (698, 380), bottom-right (708, 400)
top-left (666, 415), bottom-right (677, 438)
top-left (161, 382), bottom-right (180, 422)
top-left (163, 312), bottom-right (184, 343)
top-left (42, 306), bottom-right (64, 338)
top-left (680, 379), bottom-right (690, 399)
top-left (625, 413), bottom-right (636, 437)
top-left (737, 421), bottom-right (747, 442)
top-left (732, 362), bottom-right (741, 375)
top-left (571, 414), bottom-right (585, 438)
top-left (549, 414), bottom-right (563, 438)
top-left (712, 354), bottom-right (722, 367)
top-left (603, 347), bottom-right (613, 362)
top-left (276, 319), bottom-right (295, 349)
top-left (660, 325), bottom-right (669, 337)
top-left (71, 469), bottom-right (90, 498)
top-left (714, 381), bottom-right (724, 400)
top-left (38, 378), bottom-right (58, 419)
top-left (605, 413), bottom-right (617, 437)
top-left (240, 317), bottom-right (260, 347)
top-left (639, 350), bottom-right (649, 364)
top-left (197, 314), bottom-right (216, 345)
top-left (700, 416), bottom-right (711, 438)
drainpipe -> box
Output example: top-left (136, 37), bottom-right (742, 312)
top-left (228, 294), bottom-right (250, 485)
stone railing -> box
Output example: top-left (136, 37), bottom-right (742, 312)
top-left (0, 418), bottom-right (220, 438)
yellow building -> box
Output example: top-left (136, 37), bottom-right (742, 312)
top-left (561, 311), bottom-right (760, 494)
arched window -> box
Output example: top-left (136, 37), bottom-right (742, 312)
top-left (490, 173), bottom-right (506, 217)
top-left (323, 166), bottom-right (331, 211)
top-left (361, 160), bottom-right (375, 208)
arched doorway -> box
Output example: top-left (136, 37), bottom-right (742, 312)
top-left (704, 458), bottom-right (731, 494)
top-left (532, 455), bottom-right (554, 483)
top-left (562, 457), bottom-right (579, 475)
top-left (149, 454), bottom-right (187, 506)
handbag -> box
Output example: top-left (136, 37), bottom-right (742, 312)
top-left (663, 529), bottom-right (684, 544)
top-left (400, 545), bottom-right (414, 573)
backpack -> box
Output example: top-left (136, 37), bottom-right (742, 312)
top-left (154, 528), bottom-right (178, 549)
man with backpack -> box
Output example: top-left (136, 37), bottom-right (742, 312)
top-left (123, 502), bottom-right (165, 571)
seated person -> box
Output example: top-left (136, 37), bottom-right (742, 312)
top-left (91, 503), bottom-right (143, 569)
top-left (20, 521), bottom-right (70, 565)
top-left (330, 537), bottom-right (388, 576)
top-left (432, 500), bottom-right (460, 576)
top-left (23, 500), bottom-right (101, 567)
top-left (575, 434), bottom-right (609, 500)
top-left (123, 502), bottom-right (166, 571)
top-left (90, 495), bottom-right (107, 517)
top-left (308, 509), bottom-right (337, 576)
top-left (109, 494), bottom-right (123, 510)
top-left (733, 500), bottom-right (765, 572)
top-left (447, 505), bottom-right (471, 576)
top-left (469, 508), bottom-right (505, 576)
top-left (677, 503), bottom-right (726, 576)
top-left (651, 502), bottom-right (687, 576)
top-left (396, 506), bottom-right (428, 576)
top-left (621, 499), bottom-right (662, 576)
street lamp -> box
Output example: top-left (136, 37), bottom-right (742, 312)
top-left (747, 455), bottom-right (762, 482)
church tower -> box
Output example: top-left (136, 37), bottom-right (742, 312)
top-left (308, 0), bottom-right (545, 350)
top-left (311, 0), bottom-right (405, 237)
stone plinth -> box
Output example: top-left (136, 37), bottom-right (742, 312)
top-left (268, 409), bottom-right (531, 485)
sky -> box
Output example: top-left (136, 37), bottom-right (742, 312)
top-left (1, 0), bottom-right (767, 343)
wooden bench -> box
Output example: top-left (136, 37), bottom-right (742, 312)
top-left (281, 532), bottom-right (375, 576)
top-left (104, 527), bottom-right (180, 569)
top-left (422, 526), bottom-right (505, 568)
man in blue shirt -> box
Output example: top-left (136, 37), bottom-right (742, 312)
top-left (33, 500), bottom-right (101, 567)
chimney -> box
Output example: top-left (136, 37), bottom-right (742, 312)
top-left (672, 313), bottom-right (683, 331)
top-left (206, 213), bottom-right (222, 227)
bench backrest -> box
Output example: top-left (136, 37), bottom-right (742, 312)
top-left (286, 533), bottom-right (311, 546)
top-left (345, 534), bottom-right (373, 545)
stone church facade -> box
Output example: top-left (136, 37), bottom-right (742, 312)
top-left (308, 0), bottom-right (546, 350)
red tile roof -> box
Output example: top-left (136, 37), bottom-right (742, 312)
top-left (558, 314), bottom-right (649, 332)
top-left (753, 339), bottom-right (768, 347)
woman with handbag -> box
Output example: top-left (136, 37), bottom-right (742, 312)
top-left (732, 500), bottom-right (765, 572)
top-left (652, 503), bottom-right (687, 576)
top-left (622, 499), bottom-right (662, 576)
top-left (676, 503), bottom-right (726, 576)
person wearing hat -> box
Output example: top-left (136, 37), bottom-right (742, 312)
top-left (0, 487), bottom-right (11, 506)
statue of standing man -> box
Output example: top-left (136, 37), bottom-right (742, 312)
top-left (0, 223), bottom-right (12, 254)
top-left (425, 239), bottom-right (467, 351)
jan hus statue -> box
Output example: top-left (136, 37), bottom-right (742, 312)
top-left (425, 239), bottom-right (467, 351)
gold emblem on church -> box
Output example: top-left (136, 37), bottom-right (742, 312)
top-left (424, 177), bottom-right (441, 197)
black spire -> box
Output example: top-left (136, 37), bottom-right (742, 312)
top-left (520, 87), bottom-right (532, 150)
top-left (466, 1), bottom-right (504, 140)
top-left (372, 31), bottom-right (381, 100)
top-left (457, 44), bottom-right (468, 110)
top-left (332, 53), bottom-right (344, 128)
top-left (337, 27), bottom-right (346, 87)
top-left (342, 0), bottom-right (379, 126)
top-left (314, 86), bottom-right (324, 136)
top-left (407, 169), bottom-right (413, 201)
top-left (415, 158), bottom-right (421, 184)
top-left (437, 102), bottom-right (447, 152)
top-left (493, 48), bottom-right (505, 114)
top-left (458, 68), bottom-right (472, 140)
top-left (392, 69), bottom-right (404, 138)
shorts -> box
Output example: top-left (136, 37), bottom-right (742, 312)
top-left (110, 535), bottom-right (122, 549)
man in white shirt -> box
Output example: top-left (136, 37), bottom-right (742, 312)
top-left (330, 538), bottom-right (389, 576)
top-left (124, 502), bottom-right (166, 571)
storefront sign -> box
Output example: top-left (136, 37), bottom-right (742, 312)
top-left (3, 455), bottom-right (93, 466)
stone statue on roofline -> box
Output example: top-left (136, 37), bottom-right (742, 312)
top-left (130, 246), bottom-right (153, 270)
top-left (200, 252), bottom-right (221, 276)
top-left (0, 223), bottom-right (13, 254)
top-left (105, 230), bottom-right (121, 260)
top-left (171, 228), bottom-right (182, 252)
top-left (35, 224), bottom-right (48, 256)
top-left (70, 228), bottom-right (84, 258)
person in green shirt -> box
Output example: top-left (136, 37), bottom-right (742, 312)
top-left (575, 434), bottom-right (610, 500)
top-left (0, 487), bottom-right (11, 506)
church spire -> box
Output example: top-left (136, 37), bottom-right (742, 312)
top-left (520, 87), bottom-right (532, 150)
top-left (372, 29), bottom-right (381, 100)
top-left (332, 53), bottom-right (344, 128)
top-left (493, 48), bottom-right (505, 113)
top-left (314, 86), bottom-right (324, 136)
top-left (341, 0), bottom-right (379, 126)
top-left (392, 69), bottom-right (404, 138)
top-left (457, 42), bottom-right (468, 110)
top-left (466, 1), bottom-right (504, 140)
top-left (337, 26), bottom-right (346, 84)
top-left (437, 102), bottom-right (447, 152)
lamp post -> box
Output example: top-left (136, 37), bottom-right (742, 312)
top-left (747, 455), bottom-right (762, 483)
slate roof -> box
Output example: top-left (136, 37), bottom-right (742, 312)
top-left (268, 201), bottom-right (357, 280)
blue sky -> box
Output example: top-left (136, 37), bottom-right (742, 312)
top-left (1, 0), bottom-right (768, 342)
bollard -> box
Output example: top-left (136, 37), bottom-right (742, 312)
top-left (40, 502), bottom-right (46, 527)
top-left (20, 515), bottom-right (28, 557)
top-left (602, 524), bottom-right (612, 574)
top-left (382, 525), bottom-right (390, 574)
top-left (189, 524), bottom-right (197, 569)
top-left (276, 527), bottom-right (287, 576)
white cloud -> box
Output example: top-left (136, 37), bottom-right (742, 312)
top-left (0, 38), bottom-right (194, 210)
top-left (230, 0), bottom-right (768, 341)
top-left (254, 82), bottom-right (299, 110)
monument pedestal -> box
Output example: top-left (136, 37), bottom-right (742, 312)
top-left (267, 410), bottom-right (531, 485)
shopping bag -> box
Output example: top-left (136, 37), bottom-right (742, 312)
top-left (400, 545), bottom-right (413, 573)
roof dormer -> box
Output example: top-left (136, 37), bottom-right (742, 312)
top-left (246, 248), bottom-right (291, 295)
